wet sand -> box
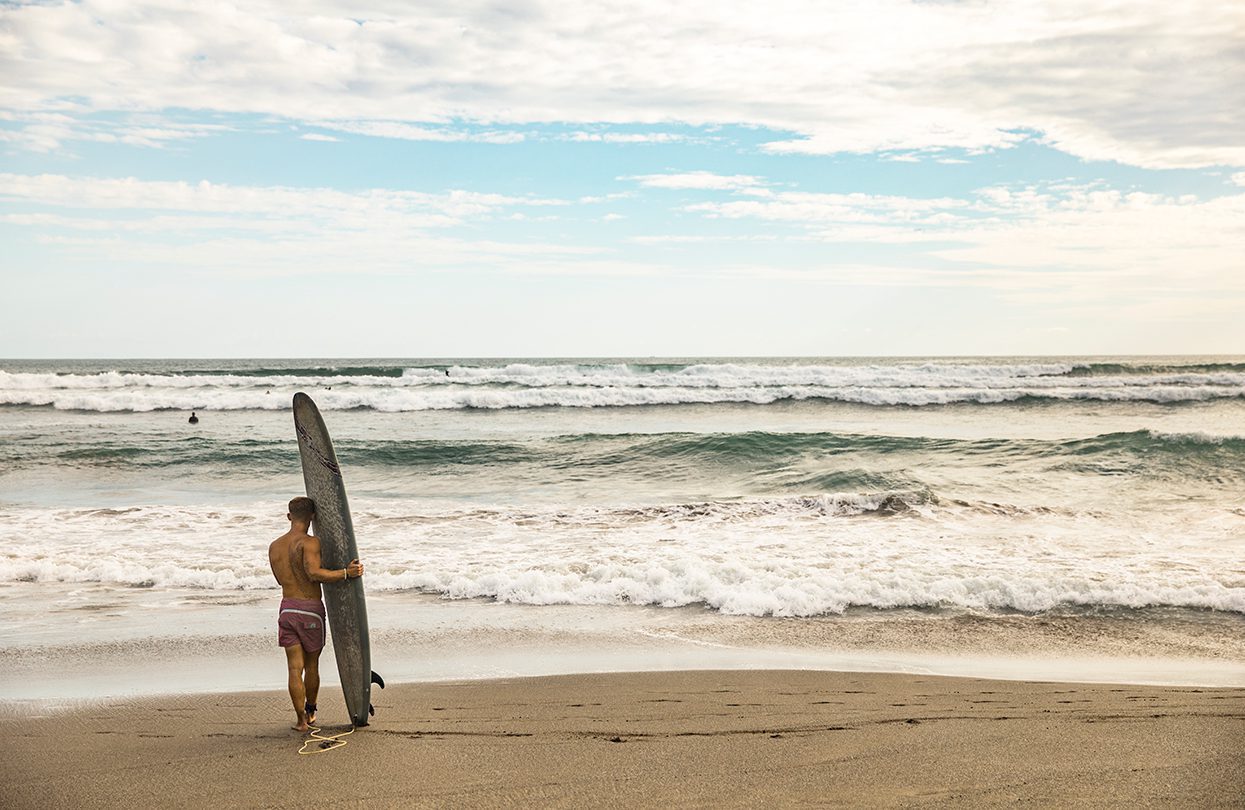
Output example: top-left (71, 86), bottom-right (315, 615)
top-left (4, 669), bottom-right (1243, 808)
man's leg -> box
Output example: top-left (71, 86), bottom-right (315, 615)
top-left (304, 648), bottom-right (321, 723)
top-left (284, 644), bottom-right (310, 731)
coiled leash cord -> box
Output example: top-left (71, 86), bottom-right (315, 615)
top-left (298, 723), bottom-right (354, 755)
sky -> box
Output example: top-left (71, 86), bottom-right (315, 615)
top-left (1, 0), bottom-right (1243, 358)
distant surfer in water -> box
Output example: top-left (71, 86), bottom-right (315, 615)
top-left (268, 496), bottom-right (364, 732)
top-left (188, 412), bottom-right (199, 424)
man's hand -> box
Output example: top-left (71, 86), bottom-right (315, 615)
top-left (346, 559), bottom-right (364, 579)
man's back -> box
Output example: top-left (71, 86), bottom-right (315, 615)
top-left (269, 530), bottom-right (322, 600)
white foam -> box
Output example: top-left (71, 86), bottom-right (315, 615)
top-left (3, 362), bottom-right (1244, 411)
top-left (2, 382), bottom-right (1243, 412)
top-left (2, 498), bottom-right (1241, 616)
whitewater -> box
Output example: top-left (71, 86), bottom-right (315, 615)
top-left (4, 358), bottom-right (1245, 411)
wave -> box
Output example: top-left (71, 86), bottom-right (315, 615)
top-left (4, 359), bottom-right (1245, 411)
top-left (179, 365), bottom-right (414, 378)
top-left (2, 494), bottom-right (1240, 616)
top-left (3, 383), bottom-right (1244, 411)
top-left (15, 430), bottom-right (1245, 483)
top-left (1067, 361), bottom-right (1245, 376)
top-left (8, 558), bottom-right (1238, 616)
top-left (380, 568), bottom-right (1245, 617)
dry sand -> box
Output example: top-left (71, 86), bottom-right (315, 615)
top-left (3, 669), bottom-right (1243, 808)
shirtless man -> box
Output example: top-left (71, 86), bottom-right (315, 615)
top-left (268, 496), bottom-right (364, 731)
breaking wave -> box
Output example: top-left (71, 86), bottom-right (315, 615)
top-left (1, 494), bottom-right (1241, 617)
top-left (14, 430), bottom-right (1244, 487)
top-left (3, 358), bottom-right (1245, 411)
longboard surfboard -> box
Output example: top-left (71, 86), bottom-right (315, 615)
top-left (293, 392), bottom-right (383, 726)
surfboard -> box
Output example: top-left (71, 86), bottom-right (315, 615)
top-left (292, 392), bottom-right (383, 726)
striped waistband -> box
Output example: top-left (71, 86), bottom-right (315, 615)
top-left (279, 597), bottom-right (324, 616)
top-left (280, 607), bottom-right (324, 620)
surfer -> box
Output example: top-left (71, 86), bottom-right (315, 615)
top-left (268, 496), bottom-right (364, 732)
top-left (188, 412), bottom-right (199, 424)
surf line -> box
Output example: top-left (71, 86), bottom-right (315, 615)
top-left (297, 724), bottom-right (355, 755)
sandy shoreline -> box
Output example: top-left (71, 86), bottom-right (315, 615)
top-left (6, 589), bottom-right (1244, 701)
top-left (4, 669), bottom-right (1243, 808)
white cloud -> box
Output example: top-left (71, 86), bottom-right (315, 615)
top-left (935, 187), bottom-right (1245, 281)
top-left (1, 1), bottom-right (1240, 168)
top-left (687, 191), bottom-right (969, 225)
top-left (630, 234), bottom-right (780, 244)
top-left (577, 192), bottom-right (634, 204)
top-left (626, 171), bottom-right (766, 192)
top-left (0, 173), bottom-right (656, 278)
top-left (567, 132), bottom-right (688, 144)
top-left (299, 132), bottom-right (338, 142)
top-left (318, 121), bottom-right (525, 144)
top-left (670, 180), bottom-right (1245, 300)
top-left (0, 110), bottom-right (232, 151)
top-left (0, 172), bottom-right (577, 254)
top-left (0, 173), bottom-right (567, 219)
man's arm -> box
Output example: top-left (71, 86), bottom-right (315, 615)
top-left (302, 535), bottom-right (364, 582)
top-left (267, 541), bottom-right (282, 584)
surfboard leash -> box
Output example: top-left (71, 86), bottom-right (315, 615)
top-left (297, 723), bottom-right (355, 755)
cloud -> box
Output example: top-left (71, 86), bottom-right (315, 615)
top-left (687, 191), bottom-right (969, 225)
top-left (0, 110), bottom-right (232, 151)
top-left (934, 186), bottom-right (1245, 283)
top-left (0, 172), bottom-right (651, 278)
top-left (630, 234), bottom-right (780, 244)
top-left (626, 171), bottom-right (767, 192)
top-left (299, 132), bottom-right (338, 142)
top-left (577, 192), bottom-right (634, 204)
top-left (0, 173), bottom-right (567, 218)
top-left (669, 179), bottom-right (1245, 300)
top-left (318, 121), bottom-right (525, 144)
top-left (0, 172), bottom-right (577, 252)
top-left (1, 1), bottom-right (1240, 168)
top-left (3, 168), bottom-right (1242, 315)
top-left (566, 132), bottom-right (689, 144)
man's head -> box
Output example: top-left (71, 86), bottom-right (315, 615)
top-left (288, 496), bottom-right (315, 525)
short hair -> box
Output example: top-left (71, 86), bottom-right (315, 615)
top-left (288, 496), bottom-right (316, 521)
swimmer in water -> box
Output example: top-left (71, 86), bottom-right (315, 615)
top-left (189, 412), bottom-right (199, 424)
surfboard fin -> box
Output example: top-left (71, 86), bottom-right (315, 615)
top-left (371, 671), bottom-right (385, 689)
top-left (369, 703), bottom-right (375, 717)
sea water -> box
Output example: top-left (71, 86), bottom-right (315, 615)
top-left (2, 357), bottom-right (1243, 699)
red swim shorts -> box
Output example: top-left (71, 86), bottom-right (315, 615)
top-left (277, 597), bottom-right (326, 653)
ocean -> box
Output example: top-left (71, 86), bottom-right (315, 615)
top-left (2, 356), bottom-right (1243, 699)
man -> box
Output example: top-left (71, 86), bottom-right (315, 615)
top-left (268, 496), bottom-right (364, 731)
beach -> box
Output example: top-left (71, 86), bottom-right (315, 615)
top-left (5, 670), bottom-right (1243, 808)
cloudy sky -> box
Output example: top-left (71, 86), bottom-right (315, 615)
top-left (2, 0), bottom-right (1243, 358)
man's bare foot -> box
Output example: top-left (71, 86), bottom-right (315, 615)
top-left (293, 712), bottom-right (310, 732)
top-left (305, 702), bottom-right (317, 725)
